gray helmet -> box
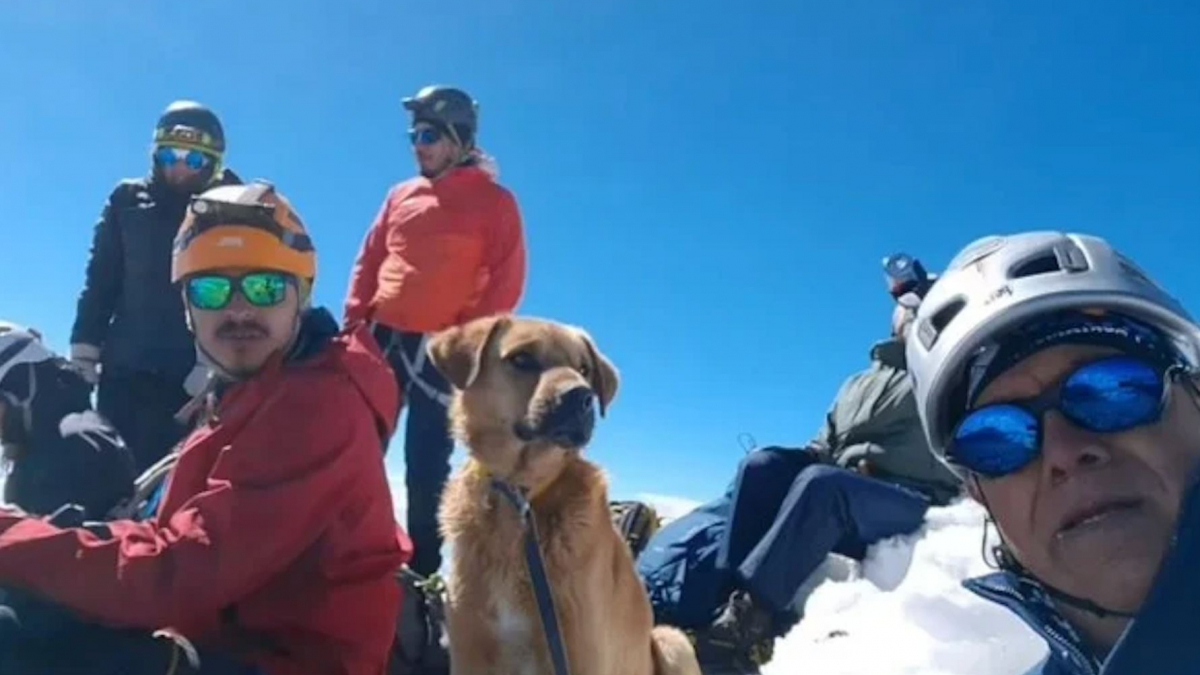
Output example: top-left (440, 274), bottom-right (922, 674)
top-left (0, 322), bottom-right (55, 389)
top-left (154, 100), bottom-right (225, 155)
top-left (905, 231), bottom-right (1200, 474)
top-left (402, 85), bottom-right (478, 146)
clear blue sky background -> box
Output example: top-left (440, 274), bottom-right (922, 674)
top-left (1, 1), bottom-right (1197, 503)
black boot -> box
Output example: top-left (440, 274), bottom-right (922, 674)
top-left (691, 590), bottom-right (776, 672)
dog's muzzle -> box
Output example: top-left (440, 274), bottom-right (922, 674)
top-left (514, 386), bottom-right (597, 448)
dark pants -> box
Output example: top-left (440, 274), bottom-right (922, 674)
top-left (716, 449), bottom-right (930, 618)
top-left (374, 326), bottom-right (455, 577)
top-left (97, 369), bottom-right (191, 473)
top-left (0, 600), bottom-right (257, 675)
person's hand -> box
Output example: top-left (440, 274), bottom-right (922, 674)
top-left (852, 458), bottom-right (875, 476)
top-left (68, 344), bottom-right (101, 386)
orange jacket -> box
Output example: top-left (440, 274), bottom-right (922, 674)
top-left (344, 165), bottom-right (526, 333)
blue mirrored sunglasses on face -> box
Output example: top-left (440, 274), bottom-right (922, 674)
top-left (154, 146), bottom-right (210, 170)
top-left (950, 356), bottom-right (1175, 478)
top-left (408, 126), bottom-right (444, 146)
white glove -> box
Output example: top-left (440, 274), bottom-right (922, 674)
top-left (183, 363), bottom-right (211, 397)
top-left (69, 343), bottom-right (101, 386)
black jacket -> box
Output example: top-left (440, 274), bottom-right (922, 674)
top-left (70, 170), bottom-right (241, 381)
top-left (1, 360), bottom-right (136, 519)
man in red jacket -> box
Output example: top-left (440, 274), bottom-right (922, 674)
top-left (345, 84), bottom-right (527, 576)
top-left (0, 181), bottom-right (411, 675)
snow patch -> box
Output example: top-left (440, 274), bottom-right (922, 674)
top-left (765, 499), bottom-right (1048, 675)
top-left (636, 492), bottom-right (702, 522)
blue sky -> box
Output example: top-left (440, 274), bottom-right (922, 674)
top-left (1, 0), bottom-right (1197, 503)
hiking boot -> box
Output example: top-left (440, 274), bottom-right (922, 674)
top-left (710, 591), bottom-right (774, 649)
top-left (691, 590), bottom-right (776, 669)
top-left (689, 629), bottom-right (761, 674)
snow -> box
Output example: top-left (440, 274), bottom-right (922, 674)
top-left (760, 499), bottom-right (1048, 675)
top-left (635, 493), bottom-right (1049, 675)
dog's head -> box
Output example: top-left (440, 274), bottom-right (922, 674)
top-left (429, 315), bottom-right (618, 487)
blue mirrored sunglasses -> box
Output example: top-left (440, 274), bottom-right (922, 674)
top-left (949, 356), bottom-right (1178, 478)
top-left (408, 126), bottom-right (444, 146)
top-left (154, 146), bottom-right (210, 170)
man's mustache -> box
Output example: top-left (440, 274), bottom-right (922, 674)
top-left (216, 322), bottom-right (269, 339)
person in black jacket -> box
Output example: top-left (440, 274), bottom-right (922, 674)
top-left (69, 100), bottom-right (241, 472)
top-left (1, 321), bottom-right (136, 518)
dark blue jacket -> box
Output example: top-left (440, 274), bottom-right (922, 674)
top-left (965, 478), bottom-right (1200, 675)
top-left (964, 572), bottom-right (1101, 675)
top-left (636, 445), bottom-right (823, 628)
top-left (70, 171), bottom-right (239, 381)
top-left (637, 492), bottom-right (732, 629)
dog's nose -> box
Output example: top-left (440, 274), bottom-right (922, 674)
top-left (542, 386), bottom-right (596, 447)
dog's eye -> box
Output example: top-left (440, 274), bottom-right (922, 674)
top-left (506, 351), bottom-right (542, 373)
top-left (578, 363), bottom-right (591, 379)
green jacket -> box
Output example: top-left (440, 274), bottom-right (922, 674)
top-left (810, 337), bottom-right (961, 505)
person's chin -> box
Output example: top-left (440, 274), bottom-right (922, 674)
top-left (1054, 512), bottom-right (1172, 608)
top-left (213, 345), bottom-right (271, 377)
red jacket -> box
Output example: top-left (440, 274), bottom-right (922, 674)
top-left (344, 165), bottom-right (527, 333)
top-left (0, 319), bottom-right (412, 675)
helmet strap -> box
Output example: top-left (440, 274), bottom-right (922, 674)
top-left (1184, 372), bottom-right (1200, 415)
top-left (0, 365), bottom-right (37, 449)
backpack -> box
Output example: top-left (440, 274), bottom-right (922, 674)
top-left (610, 500), bottom-right (662, 558)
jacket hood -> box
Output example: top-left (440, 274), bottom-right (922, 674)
top-left (313, 311), bottom-right (400, 442)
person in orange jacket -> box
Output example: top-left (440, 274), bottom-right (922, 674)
top-left (345, 84), bottom-right (527, 576)
top-left (0, 181), bottom-right (411, 675)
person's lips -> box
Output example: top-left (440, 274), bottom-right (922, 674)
top-left (217, 324), bottom-right (267, 342)
top-left (1056, 498), bottom-right (1144, 539)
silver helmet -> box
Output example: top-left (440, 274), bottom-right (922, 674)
top-left (0, 321), bottom-right (55, 388)
top-left (905, 231), bottom-right (1200, 474)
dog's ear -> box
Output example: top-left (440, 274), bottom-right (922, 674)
top-left (580, 333), bottom-right (619, 417)
top-left (428, 315), bottom-right (510, 391)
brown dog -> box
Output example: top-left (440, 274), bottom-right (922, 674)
top-left (429, 315), bottom-right (701, 675)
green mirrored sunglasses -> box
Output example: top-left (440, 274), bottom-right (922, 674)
top-left (185, 272), bottom-right (292, 311)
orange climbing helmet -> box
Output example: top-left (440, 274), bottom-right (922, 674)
top-left (171, 181), bottom-right (317, 283)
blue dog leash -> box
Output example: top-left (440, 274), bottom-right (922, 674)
top-left (491, 479), bottom-right (573, 675)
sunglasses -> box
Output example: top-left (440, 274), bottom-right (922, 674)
top-left (185, 272), bottom-right (292, 311)
top-left (408, 126), bottom-right (444, 146)
top-left (154, 146), bottom-right (211, 171)
top-left (950, 356), bottom-right (1179, 478)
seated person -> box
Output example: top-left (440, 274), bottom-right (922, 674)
top-left (907, 232), bottom-right (1200, 675)
top-left (808, 292), bottom-right (962, 506)
top-left (0, 322), bottom-right (141, 668)
top-left (0, 183), bottom-right (411, 675)
top-left (0, 321), bottom-right (137, 519)
top-left (636, 295), bottom-right (937, 672)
